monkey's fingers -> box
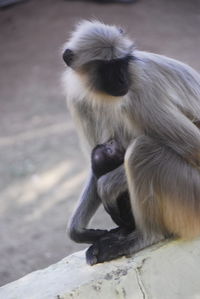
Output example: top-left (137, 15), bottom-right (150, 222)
top-left (86, 245), bottom-right (99, 265)
top-left (86, 229), bottom-right (130, 265)
top-left (86, 235), bottom-right (127, 265)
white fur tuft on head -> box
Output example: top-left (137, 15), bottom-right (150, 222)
top-left (63, 20), bottom-right (135, 68)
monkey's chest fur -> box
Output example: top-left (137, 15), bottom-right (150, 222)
top-left (65, 68), bottom-right (142, 151)
top-left (70, 95), bottom-right (140, 153)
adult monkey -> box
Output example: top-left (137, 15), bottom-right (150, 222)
top-left (62, 20), bottom-right (200, 265)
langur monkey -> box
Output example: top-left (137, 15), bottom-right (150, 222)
top-left (62, 20), bottom-right (200, 265)
top-left (91, 139), bottom-right (135, 230)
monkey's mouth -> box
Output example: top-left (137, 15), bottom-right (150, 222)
top-left (101, 70), bottom-right (131, 97)
top-left (103, 84), bottom-right (130, 97)
top-left (109, 87), bottom-right (129, 97)
top-left (95, 85), bottom-right (129, 98)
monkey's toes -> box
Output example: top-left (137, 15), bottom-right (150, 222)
top-left (86, 235), bottom-right (124, 265)
top-left (86, 244), bottom-right (99, 265)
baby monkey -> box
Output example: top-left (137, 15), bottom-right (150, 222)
top-left (91, 139), bottom-right (135, 231)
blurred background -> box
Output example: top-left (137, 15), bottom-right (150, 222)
top-left (0, 0), bottom-right (200, 287)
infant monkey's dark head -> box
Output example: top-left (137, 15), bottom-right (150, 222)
top-left (91, 139), bottom-right (125, 179)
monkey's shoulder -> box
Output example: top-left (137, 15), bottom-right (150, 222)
top-left (135, 51), bottom-right (200, 81)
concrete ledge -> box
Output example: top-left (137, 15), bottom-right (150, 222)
top-left (1, 238), bottom-right (200, 299)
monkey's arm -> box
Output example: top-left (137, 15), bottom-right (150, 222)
top-left (152, 105), bottom-right (200, 167)
top-left (132, 99), bottom-right (200, 168)
top-left (68, 172), bottom-right (107, 243)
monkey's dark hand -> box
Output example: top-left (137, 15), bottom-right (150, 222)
top-left (86, 228), bottom-right (130, 265)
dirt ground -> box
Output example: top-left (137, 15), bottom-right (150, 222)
top-left (0, 0), bottom-right (200, 287)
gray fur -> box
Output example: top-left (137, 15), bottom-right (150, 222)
top-left (63, 20), bottom-right (200, 264)
top-left (63, 20), bottom-right (135, 69)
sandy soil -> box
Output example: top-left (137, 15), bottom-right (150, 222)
top-left (0, 0), bottom-right (200, 286)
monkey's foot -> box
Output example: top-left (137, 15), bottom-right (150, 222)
top-left (86, 228), bottom-right (130, 265)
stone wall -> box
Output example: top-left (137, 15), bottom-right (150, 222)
top-left (1, 238), bottom-right (200, 299)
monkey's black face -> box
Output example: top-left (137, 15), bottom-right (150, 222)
top-left (96, 56), bottom-right (132, 97)
top-left (63, 48), bottom-right (132, 97)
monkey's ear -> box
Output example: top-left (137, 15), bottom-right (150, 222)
top-left (63, 49), bottom-right (74, 67)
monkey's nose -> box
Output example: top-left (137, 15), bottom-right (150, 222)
top-left (63, 49), bottom-right (74, 66)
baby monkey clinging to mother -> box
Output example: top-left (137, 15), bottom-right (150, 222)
top-left (91, 139), bottom-right (135, 231)
top-left (63, 20), bottom-right (200, 265)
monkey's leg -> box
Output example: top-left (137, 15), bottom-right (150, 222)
top-left (68, 172), bottom-right (108, 244)
top-left (126, 135), bottom-right (200, 240)
top-left (97, 165), bottom-right (128, 218)
top-left (116, 191), bottom-right (136, 229)
top-left (87, 135), bottom-right (200, 264)
top-left (101, 190), bottom-right (135, 230)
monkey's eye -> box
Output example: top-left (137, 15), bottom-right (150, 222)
top-left (63, 49), bottom-right (74, 67)
top-left (107, 139), bottom-right (115, 146)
